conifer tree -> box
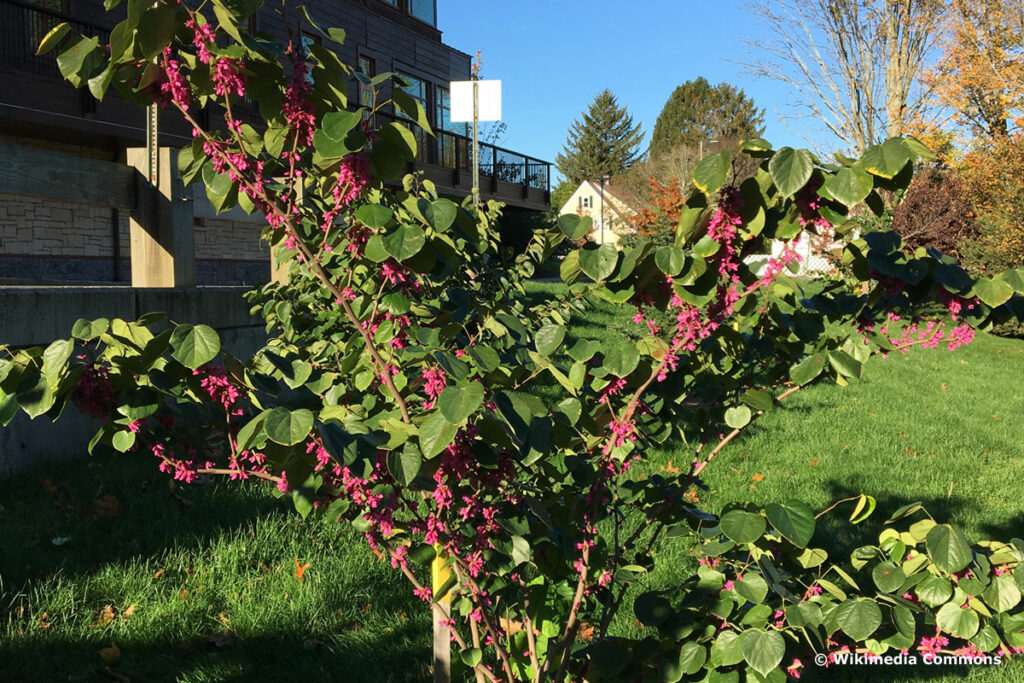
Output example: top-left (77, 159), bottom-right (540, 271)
top-left (649, 78), bottom-right (765, 157)
top-left (555, 90), bottom-right (644, 186)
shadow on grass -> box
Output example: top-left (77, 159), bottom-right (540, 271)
top-left (1, 625), bottom-right (431, 682)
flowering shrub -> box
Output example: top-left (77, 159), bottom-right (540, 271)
top-left (7, 5), bottom-right (1024, 681)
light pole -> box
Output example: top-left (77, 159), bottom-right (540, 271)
top-left (599, 174), bottom-right (609, 244)
top-left (698, 138), bottom-right (719, 159)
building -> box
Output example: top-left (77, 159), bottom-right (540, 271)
top-left (0, 0), bottom-right (550, 285)
top-left (557, 180), bottom-right (635, 246)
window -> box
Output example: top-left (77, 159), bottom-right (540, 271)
top-left (358, 55), bottom-right (376, 108)
top-left (580, 196), bottom-right (593, 209)
top-left (396, 72), bottom-right (430, 162)
top-left (379, 0), bottom-right (398, 5)
top-left (408, 0), bottom-right (435, 25)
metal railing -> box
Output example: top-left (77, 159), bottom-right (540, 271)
top-left (0, 0), bottom-right (110, 78)
top-left (380, 111), bottom-right (550, 193)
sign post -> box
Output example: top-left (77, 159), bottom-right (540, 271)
top-left (450, 79), bottom-right (501, 207)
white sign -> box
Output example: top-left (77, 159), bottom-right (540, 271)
top-left (450, 80), bottom-right (502, 122)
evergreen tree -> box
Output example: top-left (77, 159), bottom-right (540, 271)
top-left (649, 78), bottom-right (765, 157)
top-left (555, 90), bottom-right (644, 186)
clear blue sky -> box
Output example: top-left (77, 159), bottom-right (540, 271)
top-left (438, 0), bottom-right (827, 179)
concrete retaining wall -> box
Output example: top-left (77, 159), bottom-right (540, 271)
top-left (0, 286), bottom-right (268, 477)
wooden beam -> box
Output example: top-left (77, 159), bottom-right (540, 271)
top-left (126, 147), bottom-right (195, 287)
top-left (0, 142), bottom-right (135, 209)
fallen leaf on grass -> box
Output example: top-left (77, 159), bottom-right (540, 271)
top-left (660, 460), bottom-right (681, 474)
top-left (578, 622), bottom-right (595, 642)
top-left (941, 382), bottom-right (948, 391)
top-left (810, 458), bottom-right (819, 467)
top-left (294, 557), bottom-right (311, 582)
top-left (177, 589), bottom-right (187, 601)
top-left (93, 605), bottom-right (116, 628)
top-left (153, 568), bottom-right (164, 580)
top-left (122, 604), bottom-right (136, 620)
top-left (98, 644), bottom-right (121, 663)
top-left (93, 495), bottom-right (122, 519)
top-left (218, 612), bottom-right (230, 626)
top-left (752, 473), bottom-right (765, 482)
top-left (38, 612), bottom-right (50, 629)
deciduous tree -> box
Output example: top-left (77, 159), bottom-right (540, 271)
top-left (748, 0), bottom-right (942, 154)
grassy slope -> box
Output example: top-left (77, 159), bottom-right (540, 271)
top-left (1, 283), bottom-right (1022, 681)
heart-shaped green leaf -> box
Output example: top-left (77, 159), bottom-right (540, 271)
top-left (264, 407), bottom-right (314, 446)
top-left (438, 381), bottom-right (485, 424)
top-left (170, 324), bottom-right (220, 370)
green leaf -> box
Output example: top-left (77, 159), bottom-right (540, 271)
top-left (264, 407), bottom-right (314, 446)
top-left (790, 353), bottom-right (825, 385)
top-left (601, 335), bottom-right (640, 377)
top-left (872, 562), bottom-right (905, 593)
top-left (36, 22), bottom-right (70, 56)
top-left (322, 110), bottom-right (362, 141)
top-left (765, 501), bottom-right (815, 547)
top-left (828, 350), bottom-right (862, 379)
top-left (392, 86), bottom-right (433, 133)
top-left (692, 151), bottom-right (731, 195)
top-left (724, 405), bottom-right (751, 429)
top-left (835, 599), bottom-right (882, 640)
top-left (971, 277), bottom-right (1014, 308)
top-left (169, 324), bottom-right (220, 370)
top-left (557, 214), bottom-right (591, 241)
top-left (983, 575), bottom-right (1021, 613)
top-left (735, 574), bottom-right (769, 604)
top-left (460, 648), bottom-right (482, 668)
top-left (419, 410), bottom-right (458, 458)
top-left (136, 4), bottom-right (176, 58)
top-left (437, 381), bottom-right (484, 424)
top-left (768, 147), bottom-right (814, 197)
top-left (655, 246), bottom-right (685, 276)
top-left (916, 575), bottom-right (953, 607)
top-left (741, 629), bottom-right (785, 677)
top-left (795, 548), bottom-right (828, 569)
top-left (720, 510), bottom-right (767, 545)
top-left (355, 204), bottom-right (394, 230)
top-left (678, 641), bottom-right (707, 676)
top-left (426, 198), bottom-right (458, 232)
top-left (634, 592), bottom-right (673, 626)
top-left (236, 411), bottom-right (269, 451)
top-left (378, 121), bottom-right (417, 161)
top-left (578, 243), bottom-right (618, 281)
top-left (535, 324), bottom-right (566, 356)
top-left (387, 442), bottom-right (422, 485)
top-left (692, 235), bottom-right (720, 258)
top-left (822, 167), bottom-right (873, 208)
top-left (57, 36), bottom-right (102, 88)
top-left (71, 317), bottom-right (109, 340)
top-left (860, 138), bottom-right (912, 179)
top-left (926, 524), bottom-right (973, 574)
top-left (742, 389), bottom-right (774, 412)
top-left (711, 630), bottom-right (745, 667)
top-left (42, 339), bottom-right (73, 383)
top-left (936, 602), bottom-right (980, 639)
top-left (108, 428), bottom-right (135, 453)
top-left (382, 225), bottom-right (426, 261)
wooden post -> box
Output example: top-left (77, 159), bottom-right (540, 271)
top-left (432, 547), bottom-right (451, 683)
top-left (126, 147), bottom-right (195, 287)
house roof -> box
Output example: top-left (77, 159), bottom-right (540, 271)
top-left (558, 180), bottom-right (635, 224)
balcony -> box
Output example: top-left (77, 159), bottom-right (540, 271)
top-left (0, 0), bottom-right (551, 212)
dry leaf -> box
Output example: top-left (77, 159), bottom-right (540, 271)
top-left (941, 382), bottom-right (948, 391)
top-left (578, 622), bottom-right (595, 642)
top-left (38, 611), bottom-right (50, 629)
top-left (98, 644), bottom-right (121, 663)
top-left (294, 557), bottom-right (311, 582)
top-left (752, 473), bottom-right (765, 482)
top-left (498, 617), bottom-right (539, 637)
top-left (122, 604), bottom-right (136, 620)
top-left (153, 568), bottom-right (165, 580)
top-left (218, 612), bottom-right (230, 625)
top-left (661, 460), bottom-right (681, 474)
top-left (177, 589), bottom-right (187, 601)
top-left (93, 495), bottom-right (122, 519)
top-left (93, 605), bottom-right (116, 628)
top-left (810, 458), bottom-right (819, 467)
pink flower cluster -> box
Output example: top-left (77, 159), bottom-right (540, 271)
top-left (193, 363), bottom-right (242, 414)
top-left (212, 57), bottom-right (246, 97)
top-left (72, 362), bottom-right (117, 420)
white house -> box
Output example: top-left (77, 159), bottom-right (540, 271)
top-left (557, 180), bottom-right (635, 246)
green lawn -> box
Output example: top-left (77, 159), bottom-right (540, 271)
top-left (2, 284), bottom-right (1023, 681)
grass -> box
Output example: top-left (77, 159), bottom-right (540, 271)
top-left (1, 282), bottom-right (1023, 681)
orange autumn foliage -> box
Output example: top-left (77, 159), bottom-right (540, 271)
top-left (631, 177), bottom-right (685, 239)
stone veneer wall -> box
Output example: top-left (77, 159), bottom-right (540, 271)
top-left (0, 134), bottom-right (269, 285)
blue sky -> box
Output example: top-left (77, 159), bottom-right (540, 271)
top-left (438, 0), bottom-right (828, 178)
